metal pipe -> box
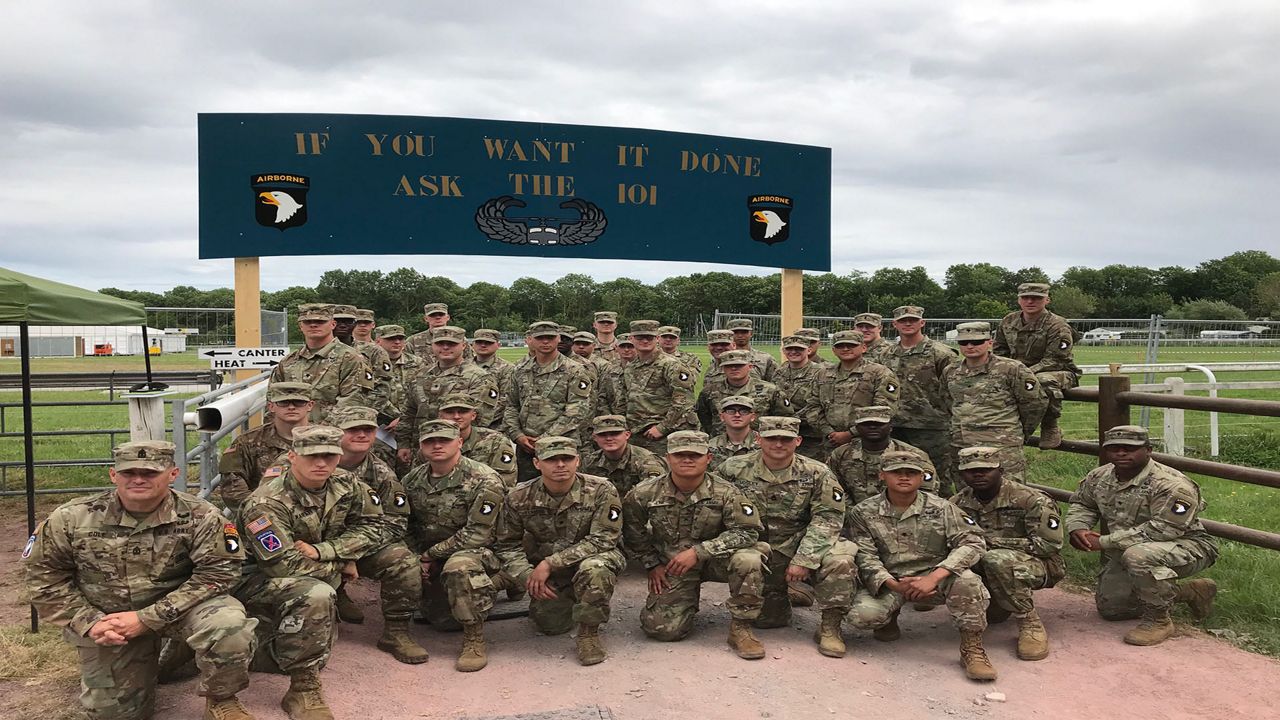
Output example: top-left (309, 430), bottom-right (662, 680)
top-left (20, 321), bottom-right (37, 632)
top-left (1027, 438), bottom-right (1280, 489)
top-left (1113, 391), bottom-right (1280, 418)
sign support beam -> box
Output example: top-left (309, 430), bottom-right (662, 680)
top-left (781, 268), bottom-right (803, 338)
top-left (234, 257), bottom-right (262, 427)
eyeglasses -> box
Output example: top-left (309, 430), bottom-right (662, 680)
top-left (273, 399), bottom-right (311, 407)
top-left (722, 408), bottom-right (752, 415)
top-left (957, 339), bottom-right (988, 346)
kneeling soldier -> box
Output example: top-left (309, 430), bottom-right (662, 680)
top-left (950, 446), bottom-right (1064, 660)
top-left (25, 440), bottom-right (256, 720)
top-left (623, 430), bottom-right (769, 659)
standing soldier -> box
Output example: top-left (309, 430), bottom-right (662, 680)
top-left (773, 334), bottom-right (826, 458)
top-left (24, 440), bottom-right (257, 720)
top-left (397, 326), bottom-right (499, 462)
top-left (1065, 425), bottom-right (1218, 646)
top-left (219, 382), bottom-right (312, 513)
top-left (951, 446), bottom-right (1063, 661)
top-left (401, 420), bottom-right (507, 672)
top-left (703, 329), bottom-right (737, 384)
top-left (271, 303), bottom-right (374, 421)
top-left (695, 350), bottom-right (791, 436)
top-left (795, 328), bottom-right (833, 367)
top-left (571, 332), bottom-right (611, 438)
top-left (336, 306), bottom-right (399, 427)
top-left (597, 333), bottom-right (633, 416)
top-left (804, 330), bottom-right (900, 457)
top-left (406, 302), bottom-right (470, 360)
top-left (994, 283), bottom-right (1082, 448)
top-left (375, 324), bottom-right (426, 472)
top-left (725, 318), bottom-right (778, 381)
top-left (592, 311), bottom-right (621, 362)
top-left (623, 430), bottom-right (769, 659)
top-left (351, 308), bottom-right (377, 344)
top-left (942, 322), bottom-right (1046, 484)
top-left (503, 321), bottom-right (594, 481)
top-left (847, 451), bottom-right (996, 681)
top-left (855, 313), bottom-right (892, 364)
top-left (621, 320), bottom-right (698, 455)
top-left (495, 436), bottom-right (626, 666)
top-left (471, 328), bottom-right (515, 429)
top-left (579, 414), bottom-right (668, 500)
top-left (658, 325), bottom-right (704, 376)
top-left (829, 406), bottom-right (936, 505)
top-left (884, 306), bottom-right (957, 487)
top-left (438, 393), bottom-right (518, 488)
top-left (707, 396), bottom-right (760, 472)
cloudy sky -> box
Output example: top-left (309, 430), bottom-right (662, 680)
top-left (2, 1), bottom-right (1277, 293)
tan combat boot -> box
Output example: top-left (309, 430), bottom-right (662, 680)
top-left (873, 609), bottom-right (901, 642)
top-left (205, 696), bottom-right (255, 720)
top-left (959, 631), bottom-right (998, 681)
top-left (1124, 606), bottom-right (1175, 646)
top-left (728, 618), bottom-right (766, 660)
top-left (814, 608), bottom-right (847, 658)
top-left (788, 581), bottom-right (816, 607)
top-left (1176, 578), bottom-right (1218, 620)
top-left (377, 619), bottom-right (430, 664)
top-left (335, 583), bottom-right (364, 624)
top-left (576, 624), bottom-right (606, 666)
top-left (456, 622), bottom-right (488, 672)
top-left (281, 670), bottom-right (334, 720)
top-left (1015, 610), bottom-right (1049, 661)
top-left (1039, 419), bottom-right (1063, 449)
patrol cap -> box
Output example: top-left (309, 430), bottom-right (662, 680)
top-left (718, 395), bottom-right (756, 412)
top-left (330, 405), bottom-right (379, 430)
top-left (658, 325), bottom-right (681, 338)
top-left (113, 440), bottom-right (176, 471)
top-left (291, 425), bottom-right (344, 456)
top-left (1103, 425), bottom-right (1150, 447)
top-left (726, 318), bottom-right (753, 331)
top-left (1018, 283), bottom-right (1050, 298)
top-left (707, 329), bottom-right (734, 344)
top-left (527, 320), bottom-right (560, 337)
top-left (854, 406), bottom-right (893, 424)
top-left (439, 393), bottom-right (478, 411)
top-left (472, 328), bottom-right (501, 343)
top-left (854, 312), bottom-right (883, 327)
top-left (423, 303), bottom-right (449, 316)
top-left (893, 305), bottom-right (924, 320)
top-left (432, 326), bottom-right (467, 344)
top-left (795, 328), bottom-right (821, 340)
top-left (781, 335), bottom-right (810, 349)
top-left (719, 350), bottom-right (752, 366)
top-left (418, 419), bottom-right (461, 442)
top-left (591, 415), bottom-right (628, 434)
top-left (955, 322), bottom-right (992, 341)
top-left (558, 324), bottom-right (577, 338)
top-left (831, 330), bottom-right (865, 346)
top-left (667, 430), bottom-right (710, 454)
top-left (594, 311), bottom-right (618, 323)
top-left (617, 333), bottom-right (635, 347)
top-left (374, 324), bottom-right (406, 340)
top-left (535, 435), bottom-right (579, 459)
top-left (881, 450), bottom-right (927, 473)
top-left (957, 446), bottom-right (1002, 470)
top-left (758, 416), bottom-right (800, 438)
top-left (355, 309), bottom-right (375, 323)
top-left (572, 331), bottom-right (597, 344)
top-left (267, 381), bottom-right (313, 403)
top-left (332, 304), bottom-right (358, 320)
top-left (630, 320), bottom-right (661, 336)
top-left (297, 303), bottom-right (333, 321)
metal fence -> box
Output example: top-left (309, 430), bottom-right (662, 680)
top-left (0, 307), bottom-right (289, 357)
top-left (145, 307), bottom-right (289, 348)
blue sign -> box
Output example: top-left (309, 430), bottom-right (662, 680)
top-left (198, 114), bottom-right (831, 271)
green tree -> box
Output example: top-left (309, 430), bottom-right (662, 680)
top-left (1045, 285), bottom-right (1097, 319)
top-left (1254, 272), bottom-right (1280, 318)
top-left (972, 299), bottom-right (1010, 319)
top-left (1194, 251), bottom-right (1280, 312)
top-left (509, 277), bottom-right (557, 322)
top-left (1166, 299), bottom-right (1249, 321)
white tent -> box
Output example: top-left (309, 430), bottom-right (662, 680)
top-left (0, 325), bottom-right (186, 356)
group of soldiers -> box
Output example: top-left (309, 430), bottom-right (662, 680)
top-left (22, 284), bottom-right (1221, 720)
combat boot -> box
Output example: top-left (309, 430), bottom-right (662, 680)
top-left (1039, 419), bottom-right (1062, 449)
top-left (753, 594), bottom-right (793, 628)
top-left (1015, 610), bottom-right (1049, 661)
top-left (959, 631), bottom-right (998, 681)
top-left (728, 619), bottom-right (765, 660)
top-left (205, 696), bottom-right (255, 720)
top-left (335, 584), bottom-right (364, 624)
top-left (456, 622), bottom-right (488, 672)
top-left (1176, 578), bottom-right (1217, 620)
top-left (376, 619), bottom-right (430, 664)
top-left (575, 624), bottom-right (606, 666)
top-left (1124, 606), bottom-right (1175, 646)
top-left (873, 609), bottom-right (901, 642)
top-left (814, 608), bottom-right (847, 658)
top-left (281, 670), bottom-right (334, 720)
top-left (788, 581), bottom-right (816, 607)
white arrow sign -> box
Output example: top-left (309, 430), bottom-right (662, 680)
top-left (199, 346), bottom-right (289, 370)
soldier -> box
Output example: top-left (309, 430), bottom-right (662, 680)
top-left (725, 318), bottom-right (778, 381)
top-left (24, 440), bottom-right (256, 720)
top-left (942, 322), bottom-right (1046, 484)
top-left (571, 331), bottom-right (611, 434)
top-left (438, 393), bottom-right (518, 488)
top-left (504, 321), bottom-right (593, 481)
top-left (592, 311), bottom-right (621, 362)
top-left (829, 406), bottom-right (936, 505)
top-left (884, 306), bottom-right (957, 488)
top-left (950, 446), bottom-right (1063, 661)
top-left (855, 312), bottom-right (892, 364)
top-left (397, 326), bottom-right (499, 461)
top-left (219, 381), bottom-right (312, 513)
top-left (623, 430), bottom-right (769, 659)
top-left (658, 325), bottom-right (704, 376)
top-left (330, 304), bottom-right (359, 346)
top-left (804, 330), bottom-right (900, 456)
top-left (715, 417), bottom-right (858, 658)
top-left (471, 328), bottom-right (515, 429)
top-left (847, 450), bottom-right (997, 681)
top-left (703, 329), bottom-right (737, 384)
top-left (351, 308), bottom-right (377, 343)
top-left (334, 305), bottom-right (398, 426)
top-left (994, 283), bottom-right (1082, 449)
top-left (405, 302), bottom-right (467, 360)
top-left (621, 320), bottom-right (698, 455)
top-left (400, 420), bottom-right (507, 671)
top-left (795, 327), bottom-right (833, 367)
top-left (495, 436), bottom-right (626, 665)
top-left (271, 303), bottom-right (374, 422)
top-left (773, 335), bottom-right (826, 458)
top-left (1065, 425), bottom-right (1218, 646)
top-left (375, 324), bottom-right (426, 472)
top-left (707, 396), bottom-right (760, 472)
top-left (695, 350), bottom-right (791, 436)
top-left (579, 414), bottom-right (667, 500)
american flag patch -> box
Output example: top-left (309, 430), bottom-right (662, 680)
top-left (246, 515), bottom-right (272, 534)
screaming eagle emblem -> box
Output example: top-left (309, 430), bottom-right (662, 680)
top-left (252, 173), bottom-right (309, 231)
top-left (748, 195), bottom-right (792, 245)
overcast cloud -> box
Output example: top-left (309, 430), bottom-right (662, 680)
top-left (1, 1), bottom-right (1277, 292)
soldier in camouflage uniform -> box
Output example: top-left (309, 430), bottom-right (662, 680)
top-left (658, 325), bottom-right (704, 376)
top-left (24, 441), bottom-right (256, 720)
top-left (855, 312), bottom-right (892, 365)
top-left (725, 318), bottom-right (778, 381)
top-left (716, 417), bottom-right (858, 658)
top-left (400, 420), bottom-right (507, 671)
top-left (271, 304), bottom-right (375, 422)
top-left (795, 327), bottom-right (833, 368)
top-left (707, 396), bottom-right (760, 472)
top-left (942, 322), bottom-right (1046, 485)
top-left (571, 331), bottom-right (612, 441)
top-left (334, 305), bottom-right (399, 426)
top-left (437, 393), bottom-right (518, 487)
top-left (847, 450), bottom-right (997, 681)
top-left (503, 321), bottom-right (594, 482)
top-left (775, 335), bottom-right (826, 459)
top-left (219, 381), bottom-right (312, 513)
top-left (994, 283), bottom-right (1083, 449)
top-left (397, 326), bottom-right (499, 461)
top-left (495, 436), bottom-right (626, 665)
top-left (471, 328), bottom-right (515, 429)
top-left (375, 324), bottom-right (427, 472)
top-left (351, 308), bottom-right (376, 343)
top-left (597, 333), bottom-right (631, 417)
top-left (621, 320), bottom-right (698, 455)
top-left (622, 430), bottom-right (769, 659)
top-left (884, 305), bottom-right (957, 487)
top-left (579, 414), bottom-right (668, 501)
top-left (1066, 425), bottom-right (1219, 646)
top-left (804, 330), bottom-right (900, 458)
top-left (951, 446), bottom-right (1063, 661)
top-left (829, 406), bottom-right (937, 504)
top-left (405, 302), bottom-right (472, 361)
top-left (592, 311), bottom-right (621, 362)
top-left (695, 350), bottom-right (792, 436)
top-left (703, 328), bottom-right (737, 384)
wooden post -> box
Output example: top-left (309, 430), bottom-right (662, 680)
top-left (124, 390), bottom-right (177, 441)
top-left (780, 269), bottom-right (803, 339)
top-left (1163, 377), bottom-right (1185, 456)
top-left (1097, 373), bottom-right (1131, 465)
top-left (234, 257), bottom-right (263, 428)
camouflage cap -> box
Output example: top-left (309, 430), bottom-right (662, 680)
top-left (1018, 282), bottom-right (1050, 298)
top-left (957, 446), bottom-right (1003, 470)
top-left (439, 393), bottom-right (478, 411)
top-left (726, 318), bottom-right (753, 330)
top-left (831, 330), bottom-right (865, 346)
top-left (572, 331), bottom-right (597, 344)
top-left (297, 303), bottom-right (333, 321)
top-left (794, 327), bottom-right (821, 340)
top-left (329, 405), bottom-right (379, 430)
top-left (591, 414), bottom-right (628, 434)
top-left (630, 320), bottom-right (661, 336)
top-left (781, 334), bottom-right (810, 349)
top-left (718, 349), bottom-right (752, 366)
top-left (432, 326), bottom-right (467, 344)
top-left (893, 305), bottom-right (924, 320)
top-left (527, 320), bottom-right (560, 337)
top-left (423, 303), bottom-right (449, 315)
top-left (418, 419), bottom-right (461, 442)
top-left (667, 430), bottom-right (710, 454)
top-left (1103, 424), bottom-right (1150, 447)
top-left (291, 425), bottom-right (343, 456)
top-left (718, 395), bottom-right (756, 412)
top-left (593, 311), bottom-right (618, 323)
top-left (113, 440), bottom-right (176, 471)
top-left (616, 333), bottom-right (635, 346)
top-left (854, 312), bottom-right (883, 327)
top-left (332, 304), bottom-right (358, 320)
top-left (955, 322), bottom-right (992, 341)
top-left (757, 416), bottom-right (800, 438)
top-left (658, 325), bottom-right (681, 337)
top-left (535, 435), bottom-right (579, 459)
top-left (267, 381), bottom-right (313, 403)
top-left (355, 308), bottom-right (375, 322)
top-left (472, 328), bottom-right (501, 343)
top-left (707, 329), bottom-right (734, 344)
top-left (854, 406), bottom-right (893, 424)
top-left (558, 324), bottom-right (577, 338)
top-left (374, 324), bottom-right (406, 340)
top-left (881, 450), bottom-right (927, 473)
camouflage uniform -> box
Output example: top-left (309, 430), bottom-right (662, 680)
top-left (218, 423), bottom-right (294, 513)
top-left (270, 336), bottom-right (374, 422)
top-left (399, 328), bottom-right (500, 442)
top-left (580, 437), bottom-right (668, 500)
top-left (708, 431), bottom-right (759, 473)
top-left (772, 341), bottom-right (826, 458)
top-left (804, 355), bottom-right (900, 453)
top-left (405, 303), bottom-right (474, 361)
top-left (621, 321), bottom-right (698, 455)
top-left (830, 437), bottom-right (937, 504)
top-left (350, 337), bottom-right (401, 423)
top-left (503, 328), bottom-right (594, 481)
top-left (461, 425), bottom-right (519, 488)
top-left (942, 338), bottom-right (1046, 483)
top-left (993, 292), bottom-right (1081, 431)
top-left (659, 326), bottom-right (704, 377)
top-left (473, 351), bottom-right (516, 427)
top-left (882, 320), bottom-right (957, 485)
top-left (695, 352), bottom-right (792, 436)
